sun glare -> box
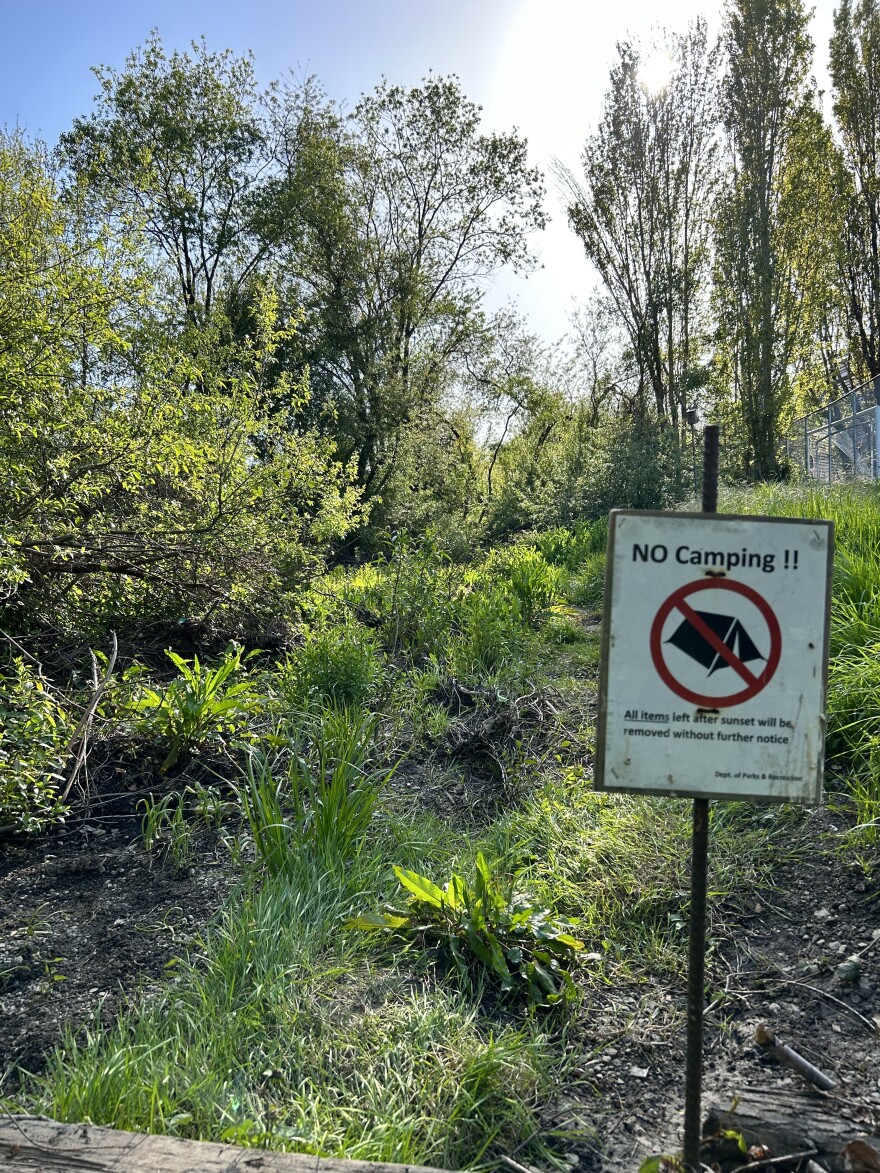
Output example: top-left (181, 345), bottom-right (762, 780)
top-left (640, 50), bottom-right (676, 94)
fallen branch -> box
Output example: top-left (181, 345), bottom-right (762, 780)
top-left (776, 979), bottom-right (879, 1035)
top-left (754, 1024), bottom-right (837, 1091)
top-left (501, 1156), bottom-right (542, 1173)
top-left (728, 1146), bottom-right (817, 1173)
top-left (61, 632), bottom-right (117, 802)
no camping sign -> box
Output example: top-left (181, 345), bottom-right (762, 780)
top-left (595, 511), bottom-right (834, 804)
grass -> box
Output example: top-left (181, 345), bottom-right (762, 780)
top-left (8, 506), bottom-right (877, 1167)
top-left (721, 481), bottom-right (880, 845)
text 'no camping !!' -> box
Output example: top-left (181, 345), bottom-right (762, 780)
top-left (595, 511), bottom-right (834, 805)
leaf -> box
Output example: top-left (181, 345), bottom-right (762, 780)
top-left (550, 932), bottom-right (584, 951)
top-left (446, 872), bottom-right (466, 912)
top-left (637, 1157), bottom-right (684, 1173)
top-left (345, 912), bottom-right (409, 931)
top-left (393, 865), bottom-right (445, 908)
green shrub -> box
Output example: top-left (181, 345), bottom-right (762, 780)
top-left (452, 587), bottom-right (523, 677)
top-left (279, 624), bottom-right (382, 710)
top-left (536, 520), bottom-right (608, 571)
top-left (564, 550), bottom-right (606, 611)
top-left (0, 659), bottom-right (74, 832)
top-left (130, 644), bottom-right (262, 769)
top-left (350, 852), bottom-right (584, 1007)
top-left (486, 547), bottom-right (562, 626)
top-left (344, 533), bottom-right (466, 657)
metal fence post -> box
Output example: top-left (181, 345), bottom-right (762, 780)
top-left (852, 391), bottom-right (859, 478)
top-left (828, 405), bottom-right (833, 484)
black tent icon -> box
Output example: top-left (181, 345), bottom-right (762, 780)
top-left (666, 611), bottom-right (765, 675)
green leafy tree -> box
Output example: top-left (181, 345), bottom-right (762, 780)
top-left (274, 75), bottom-right (547, 502)
top-left (60, 34), bottom-right (271, 326)
top-left (0, 137), bottom-right (360, 638)
top-left (714, 0), bottom-right (817, 478)
top-left (830, 0), bottom-right (880, 383)
top-left (561, 22), bottom-right (719, 431)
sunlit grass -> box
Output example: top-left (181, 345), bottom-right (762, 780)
top-left (12, 503), bottom-right (878, 1165)
top-left (721, 481), bottom-right (880, 845)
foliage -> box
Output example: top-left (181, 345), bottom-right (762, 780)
top-left (714, 0), bottom-right (820, 478)
top-left (25, 863), bottom-right (554, 1168)
top-left (350, 852), bottom-right (584, 1007)
top-left (139, 792), bottom-right (195, 870)
top-left (60, 34), bottom-right (270, 325)
top-left (0, 659), bottom-right (74, 832)
top-left (486, 546), bottom-right (562, 625)
top-left (722, 482), bottom-right (880, 841)
top-left (237, 707), bottom-right (392, 872)
top-left (277, 74), bottom-right (547, 502)
top-left (278, 624), bottom-right (382, 710)
top-left (130, 644), bottom-right (262, 769)
top-left (830, 0), bottom-right (880, 382)
top-left (452, 586), bottom-right (524, 677)
top-left (561, 22), bottom-right (719, 428)
top-left (0, 135), bottom-right (361, 638)
top-left (344, 532), bottom-right (468, 658)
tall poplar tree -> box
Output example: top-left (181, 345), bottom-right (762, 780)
top-left (830, 0), bottom-right (880, 384)
top-left (715, 0), bottom-right (814, 478)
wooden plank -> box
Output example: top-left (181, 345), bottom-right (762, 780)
top-left (705, 1087), bottom-right (880, 1164)
top-left (0, 1116), bottom-right (456, 1173)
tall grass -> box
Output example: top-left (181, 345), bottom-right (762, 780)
top-left (722, 482), bottom-right (880, 841)
top-left (24, 840), bottom-right (558, 1168)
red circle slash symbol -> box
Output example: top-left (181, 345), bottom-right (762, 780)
top-left (649, 579), bottom-right (781, 708)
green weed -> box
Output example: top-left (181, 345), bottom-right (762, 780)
top-left (278, 625), bottom-right (382, 711)
top-left (237, 707), bottom-right (395, 875)
top-left (130, 644), bottom-right (262, 769)
top-left (350, 852), bottom-right (584, 1007)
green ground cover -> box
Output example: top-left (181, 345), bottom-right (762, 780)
top-left (4, 486), bottom-right (878, 1168)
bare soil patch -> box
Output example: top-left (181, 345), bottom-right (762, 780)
top-left (0, 783), bottom-right (238, 1080)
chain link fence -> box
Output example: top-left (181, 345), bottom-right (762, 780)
top-left (787, 378), bottom-right (880, 482)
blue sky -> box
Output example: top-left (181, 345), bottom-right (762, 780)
top-left (0, 1), bottom-right (836, 342)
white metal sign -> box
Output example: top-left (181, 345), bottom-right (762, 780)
top-left (595, 511), bottom-right (834, 804)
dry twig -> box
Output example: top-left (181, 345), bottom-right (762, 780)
top-left (61, 632), bottom-right (118, 802)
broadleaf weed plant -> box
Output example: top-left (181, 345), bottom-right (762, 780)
top-left (349, 851), bottom-right (584, 1007)
top-left (130, 643), bottom-right (263, 769)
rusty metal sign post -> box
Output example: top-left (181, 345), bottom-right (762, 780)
top-left (683, 424), bottom-right (718, 1170)
top-left (594, 426), bottom-right (834, 1171)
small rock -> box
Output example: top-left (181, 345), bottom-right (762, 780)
top-left (872, 928), bottom-right (880, 941)
top-left (836, 959), bottom-right (861, 983)
top-left (629, 1066), bottom-right (649, 1079)
top-left (814, 908), bottom-right (831, 920)
top-left (827, 941), bottom-right (842, 952)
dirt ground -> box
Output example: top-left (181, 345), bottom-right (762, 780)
top-left (1, 783), bottom-right (878, 1170)
top-left (557, 806), bottom-right (880, 1169)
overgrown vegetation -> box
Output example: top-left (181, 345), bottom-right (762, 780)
top-left (724, 482), bottom-right (880, 845)
top-left (3, 6), bottom-right (880, 1168)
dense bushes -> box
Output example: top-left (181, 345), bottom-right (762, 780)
top-left (0, 660), bottom-right (74, 832)
top-left (0, 535), bottom-right (572, 832)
